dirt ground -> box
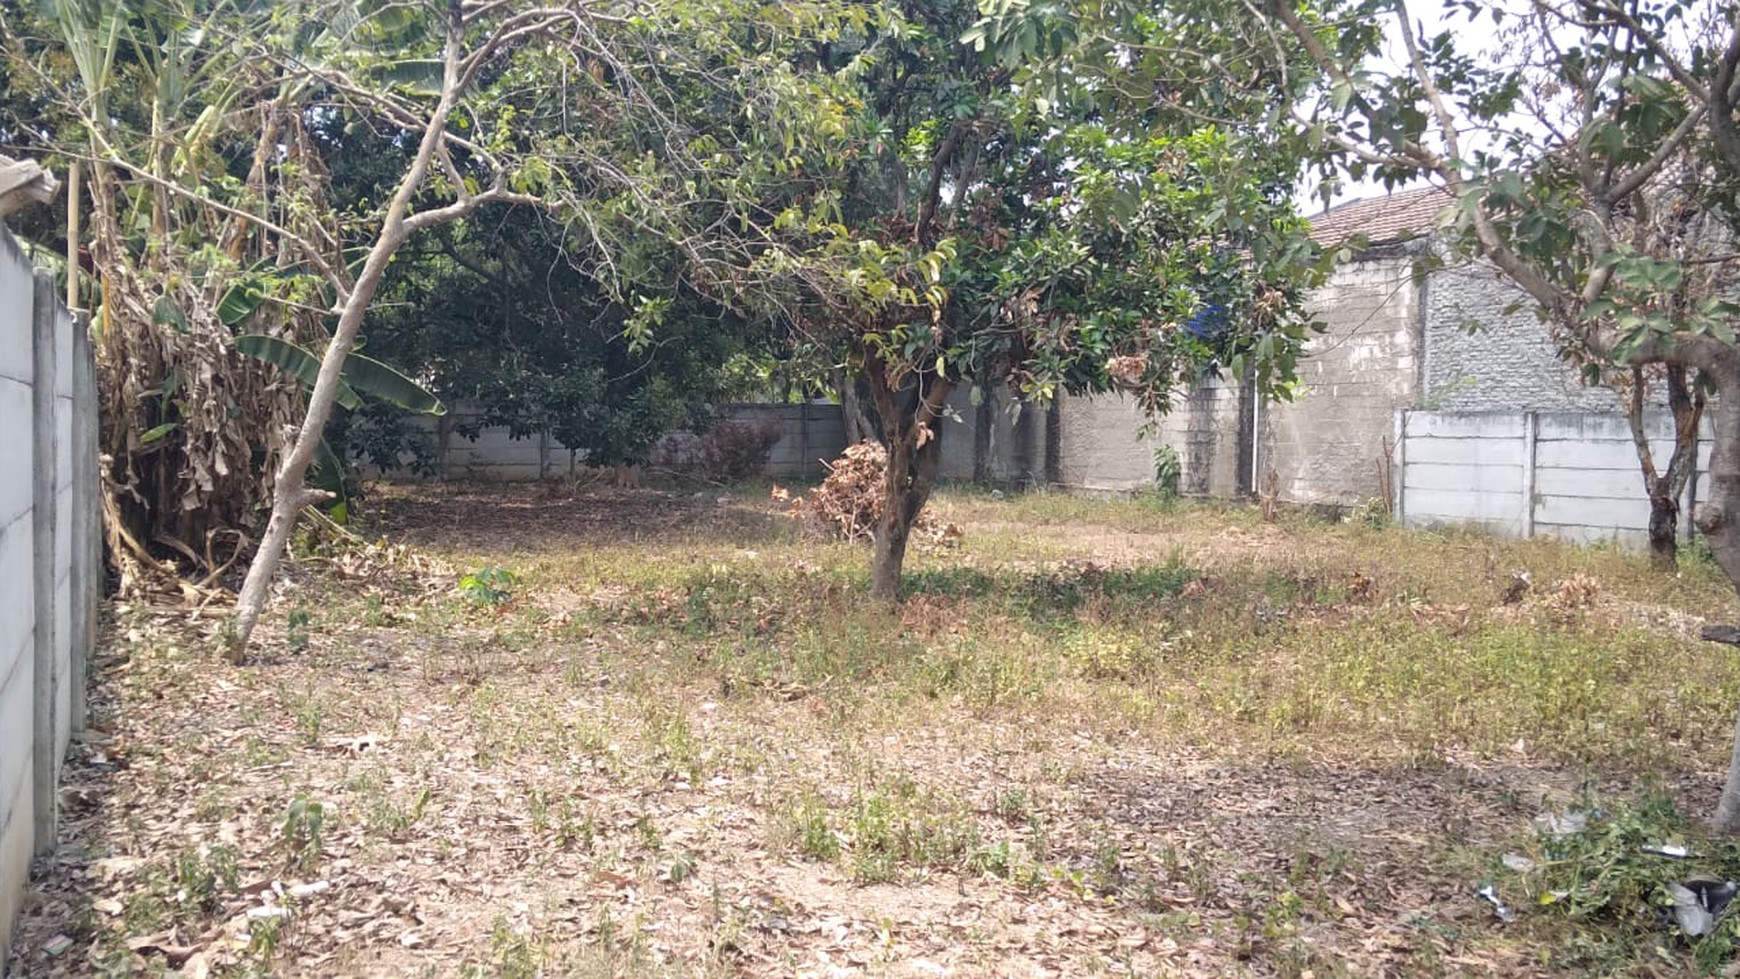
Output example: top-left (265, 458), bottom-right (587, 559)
top-left (7, 483), bottom-right (1737, 977)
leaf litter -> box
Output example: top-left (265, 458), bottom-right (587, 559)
top-left (7, 483), bottom-right (1738, 976)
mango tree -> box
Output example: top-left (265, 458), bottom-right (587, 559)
top-left (713, 0), bottom-right (1327, 598)
top-left (1236, 0), bottom-right (1740, 828)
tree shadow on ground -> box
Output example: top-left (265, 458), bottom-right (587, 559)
top-left (360, 480), bottom-right (792, 552)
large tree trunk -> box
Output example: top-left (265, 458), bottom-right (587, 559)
top-left (870, 427), bottom-right (943, 600)
top-left (1700, 389), bottom-right (1740, 833)
top-left (862, 350), bottom-right (951, 601)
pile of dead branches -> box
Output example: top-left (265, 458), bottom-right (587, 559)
top-left (773, 441), bottom-right (961, 547)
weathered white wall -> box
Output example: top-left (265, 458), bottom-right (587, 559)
top-left (1400, 412), bottom-right (1529, 536)
top-left (1264, 247), bottom-right (1425, 505)
top-left (0, 223), bottom-right (98, 971)
top-left (1400, 409), bottom-right (1712, 547)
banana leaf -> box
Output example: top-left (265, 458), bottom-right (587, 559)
top-left (234, 334), bottom-right (363, 410)
top-left (309, 437), bottom-right (350, 524)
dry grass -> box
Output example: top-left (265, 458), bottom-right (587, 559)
top-left (10, 482), bottom-right (1740, 977)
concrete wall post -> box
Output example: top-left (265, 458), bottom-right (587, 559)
top-left (68, 313), bottom-right (95, 732)
top-left (1392, 409), bottom-right (1406, 525)
top-left (1521, 411), bottom-right (1537, 538)
top-left (29, 270), bottom-right (58, 857)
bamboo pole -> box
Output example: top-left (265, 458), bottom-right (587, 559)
top-left (65, 161), bottom-right (80, 309)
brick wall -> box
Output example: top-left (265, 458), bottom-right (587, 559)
top-left (1422, 253), bottom-right (1621, 413)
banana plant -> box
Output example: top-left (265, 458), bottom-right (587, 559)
top-left (234, 332), bottom-right (444, 522)
top-left (234, 334), bottom-right (444, 415)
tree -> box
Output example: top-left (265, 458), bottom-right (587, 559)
top-left (353, 203), bottom-right (761, 473)
top-left (207, 0), bottom-right (560, 649)
top-left (704, 0), bottom-right (1327, 598)
top-left (1243, 0), bottom-right (1740, 828)
top-left (12, 0), bottom-right (873, 651)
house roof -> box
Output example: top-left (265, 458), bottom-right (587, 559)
top-left (1307, 185), bottom-right (1453, 248)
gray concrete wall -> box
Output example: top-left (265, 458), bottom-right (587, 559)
top-left (1263, 247), bottom-right (1425, 505)
top-left (1155, 373), bottom-right (1247, 497)
top-left (654, 402), bottom-right (848, 480)
top-left (934, 385), bottom-right (1048, 488)
top-left (1423, 254), bottom-right (1622, 412)
top-left (1399, 408), bottom-right (1711, 548)
top-left (0, 226), bottom-right (37, 977)
top-left (0, 222), bottom-right (98, 971)
top-left (396, 381), bottom-right (1228, 497)
top-left (1056, 393), bottom-right (1159, 493)
top-left (935, 386), bottom-right (979, 482)
top-left (1051, 377), bottom-right (1246, 496)
top-left (372, 403), bottom-right (850, 481)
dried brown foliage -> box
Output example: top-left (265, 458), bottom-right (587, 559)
top-left (772, 441), bottom-right (961, 546)
top-left (87, 104), bottom-right (340, 594)
top-left (1542, 572), bottom-right (1602, 615)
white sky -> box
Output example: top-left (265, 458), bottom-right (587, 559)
top-left (1297, 0), bottom-right (1507, 214)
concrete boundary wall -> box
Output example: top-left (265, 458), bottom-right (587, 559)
top-left (370, 403), bottom-right (851, 482)
top-left (1398, 409), bottom-right (1712, 548)
top-left (0, 223), bottom-right (99, 971)
top-left (388, 388), bottom-right (1225, 495)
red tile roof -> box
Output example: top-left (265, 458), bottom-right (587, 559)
top-left (1307, 185), bottom-right (1453, 248)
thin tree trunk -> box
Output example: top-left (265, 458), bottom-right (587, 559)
top-left (1648, 487), bottom-right (1679, 571)
top-left (1629, 366), bottom-right (1706, 572)
top-left (836, 369), bottom-right (878, 446)
top-left (231, 2), bottom-right (467, 656)
top-left (1640, 367), bottom-right (1709, 571)
top-left (230, 229), bottom-right (412, 655)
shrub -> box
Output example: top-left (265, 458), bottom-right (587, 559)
top-left (1152, 444), bottom-right (1181, 498)
top-left (699, 417), bottom-right (785, 482)
top-left (460, 566), bottom-right (518, 606)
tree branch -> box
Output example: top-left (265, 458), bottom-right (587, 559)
top-left (1606, 103), bottom-right (1708, 203)
top-left (67, 143), bottom-right (342, 289)
top-left (1394, 0), bottom-right (1461, 163)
